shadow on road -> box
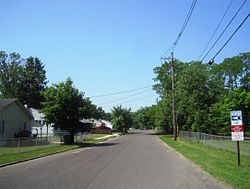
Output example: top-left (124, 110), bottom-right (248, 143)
top-left (146, 131), bottom-right (167, 136)
top-left (75, 142), bottom-right (118, 148)
top-left (90, 142), bottom-right (118, 148)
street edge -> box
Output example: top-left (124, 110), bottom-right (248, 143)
top-left (0, 134), bottom-right (120, 168)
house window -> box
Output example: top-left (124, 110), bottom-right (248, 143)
top-left (0, 120), bottom-right (5, 134)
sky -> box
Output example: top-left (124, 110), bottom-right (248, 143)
top-left (1, 0), bottom-right (249, 112)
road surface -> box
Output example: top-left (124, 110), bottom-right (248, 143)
top-left (0, 131), bottom-right (229, 189)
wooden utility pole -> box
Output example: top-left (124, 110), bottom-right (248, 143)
top-left (171, 52), bottom-right (177, 141)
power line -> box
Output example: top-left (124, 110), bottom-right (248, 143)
top-left (102, 94), bottom-right (156, 108)
top-left (98, 88), bottom-right (152, 106)
top-left (161, 0), bottom-right (197, 141)
top-left (201, 0), bottom-right (247, 62)
top-left (89, 85), bottom-right (152, 98)
top-left (172, 0), bottom-right (197, 52)
top-left (197, 0), bottom-right (234, 61)
top-left (208, 13), bottom-right (250, 65)
top-left (161, 0), bottom-right (197, 59)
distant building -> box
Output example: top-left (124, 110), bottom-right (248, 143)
top-left (101, 120), bottom-right (113, 130)
top-left (0, 99), bottom-right (33, 138)
top-left (91, 119), bottom-right (112, 134)
top-left (29, 108), bottom-right (54, 137)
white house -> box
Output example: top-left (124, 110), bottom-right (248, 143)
top-left (0, 99), bottom-right (33, 138)
top-left (101, 120), bottom-right (113, 130)
top-left (29, 108), bottom-right (54, 137)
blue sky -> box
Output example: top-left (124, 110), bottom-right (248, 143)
top-left (1, 0), bottom-right (249, 112)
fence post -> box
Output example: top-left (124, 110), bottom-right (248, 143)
top-left (36, 137), bottom-right (38, 148)
top-left (17, 138), bottom-right (20, 153)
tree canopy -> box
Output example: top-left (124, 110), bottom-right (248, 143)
top-left (111, 105), bottom-right (133, 133)
top-left (133, 52), bottom-right (250, 135)
top-left (42, 78), bottom-right (91, 143)
top-left (0, 51), bottom-right (47, 108)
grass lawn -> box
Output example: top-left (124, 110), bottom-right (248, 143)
top-left (0, 144), bottom-right (80, 166)
top-left (0, 133), bottom-right (118, 166)
top-left (203, 139), bottom-right (250, 156)
top-left (160, 135), bottom-right (250, 189)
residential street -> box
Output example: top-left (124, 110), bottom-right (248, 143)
top-left (0, 131), bottom-right (228, 189)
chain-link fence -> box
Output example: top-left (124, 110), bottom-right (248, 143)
top-left (0, 132), bottom-right (92, 155)
top-left (0, 136), bottom-right (62, 155)
top-left (179, 131), bottom-right (250, 156)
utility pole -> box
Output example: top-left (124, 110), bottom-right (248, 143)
top-left (171, 52), bottom-right (177, 141)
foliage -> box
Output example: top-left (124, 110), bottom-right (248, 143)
top-left (148, 52), bottom-right (250, 134)
top-left (42, 78), bottom-right (90, 143)
top-left (209, 90), bottom-right (250, 133)
top-left (0, 51), bottom-right (48, 108)
top-left (111, 105), bottom-right (133, 133)
top-left (0, 51), bottom-right (23, 98)
top-left (21, 57), bottom-right (48, 108)
top-left (88, 103), bottom-right (110, 120)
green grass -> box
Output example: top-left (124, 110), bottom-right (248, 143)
top-left (160, 135), bottom-right (250, 189)
top-left (202, 139), bottom-right (250, 156)
top-left (0, 144), bottom-right (80, 165)
top-left (0, 134), bottom-right (118, 166)
top-left (0, 144), bottom-right (58, 155)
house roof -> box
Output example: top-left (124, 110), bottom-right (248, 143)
top-left (29, 108), bottom-right (45, 120)
top-left (0, 99), bottom-right (16, 111)
top-left (0, 98), bottom-right (33, 119)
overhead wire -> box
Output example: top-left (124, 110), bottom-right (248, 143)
top-left (208, 13), bottom-right (250, 65)
top-left (89, 85), bottom-right (152, 98)
top-left (201, 0), bottom-right (247, 62)
top-left (98, 88), bottom-right (152, 106)
top-left (102, 95), bottom-right (156, 109)
top-left (196, 0), bottom-right (234, 61)
top-left (161, 0), bottom-right (197, 59)
top-left (172, 0), bottom-right (197, 53)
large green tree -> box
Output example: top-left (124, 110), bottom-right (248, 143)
top-left (209, 90), bottom-right (250, 133)
top-left (111, 105), bottom-right (133, 133)
top-left (152, 53), bottom-right (250, 135)
top-left (42, 78), bottom-right (90, 143)
top-left (21, 57), bottom-right (48, 108)
top-left (0, 51), bottom-right (47, 108)
top-left (0, 51), bottom-right (23, 98)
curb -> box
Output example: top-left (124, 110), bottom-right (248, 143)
top-left (0, 134), bottom-right (120, 168)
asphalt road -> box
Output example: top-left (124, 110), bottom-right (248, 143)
top-left (0, 131), bottom-right (229, 189)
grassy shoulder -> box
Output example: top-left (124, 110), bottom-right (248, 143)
top-left (159, 135), bottom-right (250, 189)
top-left (0, 133), bottom-right (119, 166)
top-left (0, 144), bottom-right (80, 166)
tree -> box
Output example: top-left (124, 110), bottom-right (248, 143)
top-left (42, 78), bottom-right (90, 143)
top-left (153, 60), bottom-right (226, 134)
top-left (0, 51), bottom-right (23, 98)
top-left (209, 90), bottom-right (250, 133)
top-left (21, 57), bottom-right (48, 108)
top-left (152, 53), bottom-right (250, 135)
top-left (111, 105), bottom-right (133, 133)
top-left (153, 60), bottom-right (187, 133)
top-left (240, 52), bottom-right (250, 91)
top-left (0, 51), bottom-right (48, 108)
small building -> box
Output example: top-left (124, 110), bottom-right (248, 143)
top-left (0, 99), bottom-right (33, 138)
top-left (91, 119), bottom-right (112, 134)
